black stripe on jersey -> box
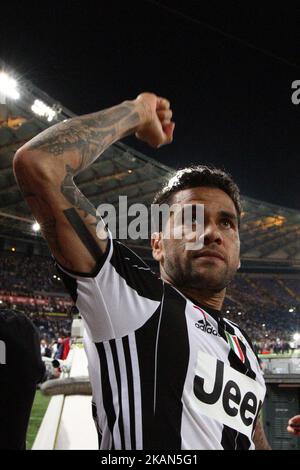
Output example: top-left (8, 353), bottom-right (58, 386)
top-left (135, 305), bottom-right (161, 449)
top-left (251, 399), bottom-right (263, 439)
top-left (221, 426), bottom-right (251, 450)
top-left (135, 285), bottom-right (189, 450)
top-left (223, 319), bottom-right (256, 380)
top-left (122, 336), bottom-right (136, 450)
top-left (219, 318), bottom-right (256, 450)
top-left (110, 241), bottom-right (163, 301)
top-left (239, 339), bottom-right (256, 380)
top-left (221, 426), bottom-right (238, 450)
top-left (91, 401), bottom-right (102, 449)
top-left (95, 342), bottom-right (116, 450)
top-left (153, 284), bottom-right (190, 449)
top-left (225, 319), bottom-right (258, 359)
top-left (109, 339), bottom-right (126, 450)
top-left (220, 319), bottom-right (254, 378)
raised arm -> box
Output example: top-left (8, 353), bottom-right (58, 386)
top-left (13, 93), bottom-right (174, 274)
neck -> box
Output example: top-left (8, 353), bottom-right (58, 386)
top-left (160, 268), bottom-right (225, 311)
top-left (179, 286), bottom-right (225, 311)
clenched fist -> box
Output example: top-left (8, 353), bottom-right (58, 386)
top-left (134, 92), bottom-right (175, 148)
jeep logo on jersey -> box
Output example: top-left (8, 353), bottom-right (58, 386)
top-left (190, 351), bottom-right (265, 440)
top-left (195, 319), bottom-right (220, 336)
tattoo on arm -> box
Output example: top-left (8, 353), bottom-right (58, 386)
top-left (25, 102), bottom-right (140, 172)
top-left (15, 98), bottom-right (136, 269)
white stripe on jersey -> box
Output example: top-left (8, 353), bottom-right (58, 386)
top-left (223, 318), bottom-right (262, 378)
top-left (128, 332), bottom-right (143, 450)
top-left (153, 288), bottom-right (165, 414)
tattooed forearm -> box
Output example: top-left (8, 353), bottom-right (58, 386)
top-left (24, 102), bottom-right (141, 174)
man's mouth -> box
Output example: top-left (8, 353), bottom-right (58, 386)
top-left (193, 249), bottom-right (225, 262)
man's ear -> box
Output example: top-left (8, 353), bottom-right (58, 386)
top-left (151, 232), bottom-right (164, 262)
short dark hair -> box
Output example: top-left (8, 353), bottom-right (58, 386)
top-left (153, 165), bottom-right (242, 227)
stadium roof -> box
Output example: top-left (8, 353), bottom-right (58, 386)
top-left (0, 60), bottom-right (300, 269)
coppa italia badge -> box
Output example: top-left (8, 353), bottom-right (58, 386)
top-left (225, 331), bottom-right (245, 363)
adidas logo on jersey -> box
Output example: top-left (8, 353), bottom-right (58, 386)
top-left (195, 319), bottom-right (220, 336)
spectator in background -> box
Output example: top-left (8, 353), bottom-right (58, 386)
top-left (0, 309), bottom-right (45, 449)
top-left (54, 333), bottom-right (71, 361)
top-left (61, 335), bottom-right (70, 360)
top-left (54, 337), bottom-right (64, 360)
top-left (40, 338), bottom-right (47, 356)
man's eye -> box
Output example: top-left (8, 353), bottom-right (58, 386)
top-left (221, 218), bottom-right (233, 228)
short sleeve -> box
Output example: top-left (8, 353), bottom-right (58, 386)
top-left (55, 232), bottom-right (163, 342)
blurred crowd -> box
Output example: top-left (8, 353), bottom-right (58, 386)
top-left (0, 251), bottom-right (65, 294)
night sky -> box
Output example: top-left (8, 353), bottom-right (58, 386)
top-left (1, 1), bottom-right (300, 209)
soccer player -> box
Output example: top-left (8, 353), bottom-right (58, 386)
top-left (13, 92), bottom-right (270, 450)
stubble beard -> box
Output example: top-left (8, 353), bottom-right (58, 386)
top-left (163, 251), bottom-right (236, 293)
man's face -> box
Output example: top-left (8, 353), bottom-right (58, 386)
top-left (151, 186), bottom-right (241, 292)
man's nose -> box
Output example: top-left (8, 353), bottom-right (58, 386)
top-left (204, 222), bottom-right (223, 245)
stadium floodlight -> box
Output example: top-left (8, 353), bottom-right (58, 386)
top-left (53, 275), bottom-right (57, 279)
top-left (226, 309), bottom-right (230, 314)
top-left (293, 333), bottom-right (300, 341)
top-left (289, 307), bottom-right (295, 313)
top-left (32, 222), bottom-right (41, 232)
top-left (238, 311), bottom-right (242, 316)
top-left (31, 99), bottom-right (57, 122)
top-left (0, 72), bottom-right (20, 100)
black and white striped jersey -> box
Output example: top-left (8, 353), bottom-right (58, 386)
top-left (56, 234), bottom-right (266, 450)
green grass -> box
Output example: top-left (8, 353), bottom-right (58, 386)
top-left (258, 350), bottom-right (300, 359)
top-left (26, 390), bottom-right (51, 450)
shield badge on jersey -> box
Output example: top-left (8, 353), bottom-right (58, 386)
top-left (225, 331), bottom-right (245, 363)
